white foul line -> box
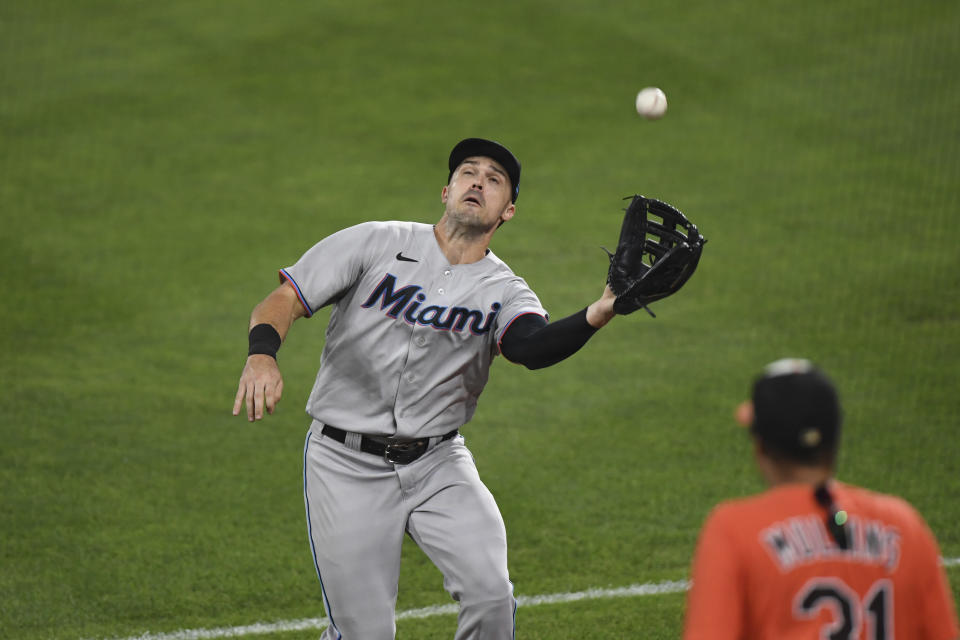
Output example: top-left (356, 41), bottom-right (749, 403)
top-left (92, 579), bottom-right (690, 640)
top-left (88, 559), bottom-right (960, 640)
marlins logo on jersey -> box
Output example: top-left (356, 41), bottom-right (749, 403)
top-left (361, 273), bottom-right (501, 335)
top-left (280, 220), bottom-right (546, 438)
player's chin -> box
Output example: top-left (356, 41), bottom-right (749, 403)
top-left (452, 205), bottom-right (488, 224)
top-left (456, 201), bottom-right (484, 216)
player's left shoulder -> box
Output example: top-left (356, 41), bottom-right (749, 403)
top-left (481, 247), bottom-right (511, 271)
top-left (700, 485), bottom-right (815, 538)
top-left (476, 249), bottom-right (528, 285)
top-left (698, 493), bottom-right (765, 533)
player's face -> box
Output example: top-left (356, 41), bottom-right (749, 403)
top-left (441, 156), bottom-right (515, 230)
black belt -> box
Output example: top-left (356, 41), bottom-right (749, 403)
top-left (321, 425), bottom-right (459, 464)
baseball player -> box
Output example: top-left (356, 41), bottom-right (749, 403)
top-left (232, 139), bottom-right (622, 639)
top-left (682, 358), bottom-right (959, 640)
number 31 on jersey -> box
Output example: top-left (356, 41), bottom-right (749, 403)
top-left (794, 578), bottom-right (892, 640)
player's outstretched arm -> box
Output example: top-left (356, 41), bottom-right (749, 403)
top-left (585, 284), bottom-right (617, 328)
top-left (500, 284), bottom-right (617, 370)
top-left (232, 282), bottom-right (306, 422)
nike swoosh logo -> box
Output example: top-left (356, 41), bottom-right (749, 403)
top-left (396, 252), bottom-right (418, 263)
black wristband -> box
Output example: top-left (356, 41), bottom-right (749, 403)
top-left (248, 323), bottom-right (282, 359)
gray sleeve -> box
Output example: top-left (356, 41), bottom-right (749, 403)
top-left (279, 221), bottom-right (386, 316)
top-left (493, 278), bottom-right (548, 344)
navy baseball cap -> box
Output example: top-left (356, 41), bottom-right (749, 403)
top-left (749, 358), bottom-right (842, 460)
top-left (448, 138), bottom-right (521, 202)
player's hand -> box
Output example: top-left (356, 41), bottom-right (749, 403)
top-left (586, 284), bottom-right (617, 328)
top-left (232, 354), bottom-right (284, 421)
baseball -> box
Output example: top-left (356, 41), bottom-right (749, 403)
top-left (635, 87), bottom-right (667, 120)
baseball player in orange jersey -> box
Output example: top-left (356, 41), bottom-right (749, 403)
top-left (683, 358), bottom-right (959, 640)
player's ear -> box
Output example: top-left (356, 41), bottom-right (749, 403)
top-left (735, 400), bottom-right (753, 428)
top-left (441, 185), bottom-right (449, 204)
top-left (500, 203), bottom-right (516, 224)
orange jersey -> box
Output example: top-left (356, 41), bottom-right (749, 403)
top-left (683, 482), bottom-right (958, 640)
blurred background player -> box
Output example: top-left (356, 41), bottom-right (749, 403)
top-left (682, 358), bottom-right (959, 640)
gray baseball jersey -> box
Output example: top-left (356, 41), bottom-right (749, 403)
top-left (280, 220), bottom-right (547, 438)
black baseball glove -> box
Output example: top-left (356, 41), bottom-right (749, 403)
top-left (606, 195), bottom-right (706, 317)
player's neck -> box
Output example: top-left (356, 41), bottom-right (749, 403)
top-left (754, 441), bottom-right (834, 488)
top-left (762, 461), bottom-right (833, 488)
top-left (433, 219), bottom-right (493, 265)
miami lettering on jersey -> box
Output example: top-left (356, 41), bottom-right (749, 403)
top-left (761, 515), bottom-right (901, 573)
top-left (361, 273), bottom-right (501, 335)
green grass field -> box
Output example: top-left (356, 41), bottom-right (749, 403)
top-left (2, 1), bottom-right (958, 638)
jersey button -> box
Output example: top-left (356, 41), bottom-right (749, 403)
top-left (443, 269), bottom-right (452, 277)
top-left (415, 336), bottom-right (426, 346)
top-left (405, 372), bottom-right (415, 383)
top-left (437, 288), bottom-right (445, 295)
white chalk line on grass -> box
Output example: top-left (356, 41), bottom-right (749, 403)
top-left (96, 579), bottom-right (690, 640)
top-left (94, 559), bottom-right (960, 640)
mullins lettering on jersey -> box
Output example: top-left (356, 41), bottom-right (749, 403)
top-left (760, 515), bottom-right (902, 573)
top-left (361, 273), bottom-right (501, 335)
